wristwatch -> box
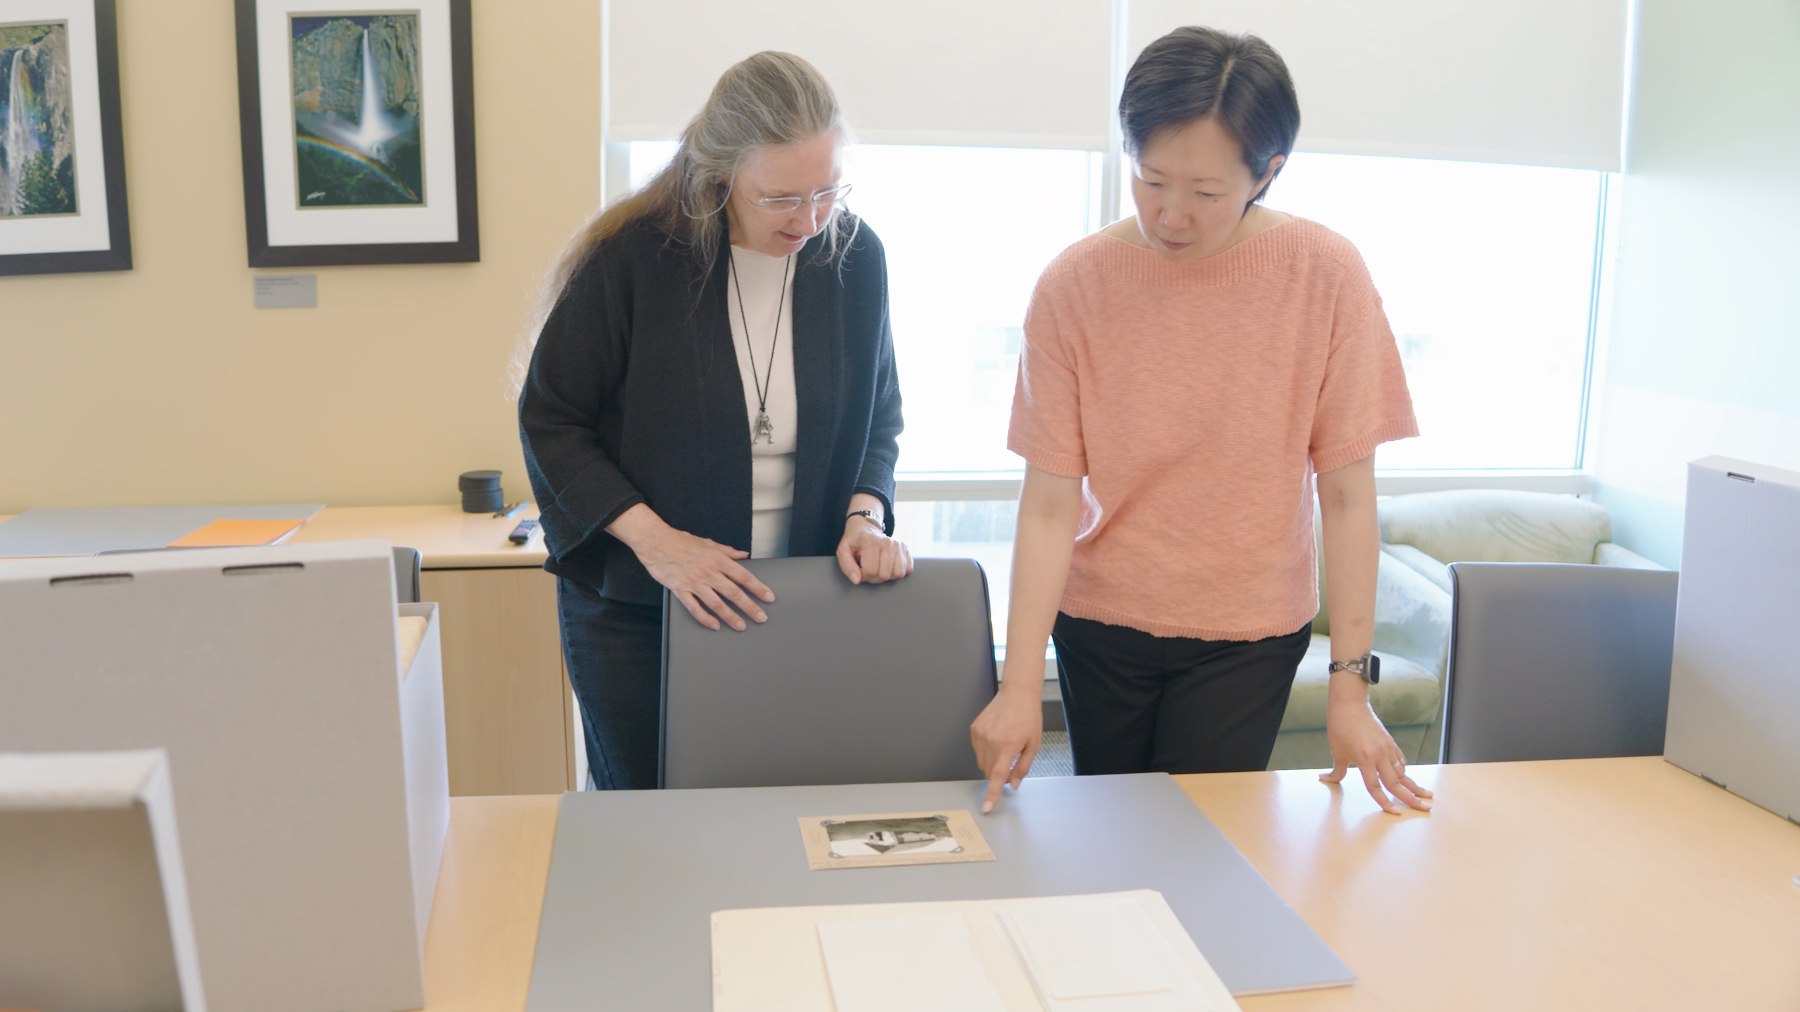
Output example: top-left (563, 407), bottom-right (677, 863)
top-left (845, 509), bottom-right (884, 529)
top-left (1328, 653), bottom-right (1381, 685)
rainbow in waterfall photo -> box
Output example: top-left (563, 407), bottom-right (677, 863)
top-left (289, 11), bottom-right (422, 208)
top-left (0, 21), bottom-right (77, 219)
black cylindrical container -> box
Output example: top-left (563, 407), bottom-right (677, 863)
top-left (459, 470), bottom-right (503, 513)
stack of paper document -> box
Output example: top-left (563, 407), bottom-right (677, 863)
top-left (996, 894), bottom-right (1222, 1010)
top-left (817, 914), bottom-right (1007, 1011)
top-left (711, 890), bottom-right (1240, 1012)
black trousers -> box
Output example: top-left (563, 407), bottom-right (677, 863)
top-left (1051, 613), bottom-right (1312, 775)
top-left (556, 578), bottom-right (663, 790)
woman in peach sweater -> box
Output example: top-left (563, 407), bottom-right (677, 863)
top-left (971, 26), bottom-right (1433, 816)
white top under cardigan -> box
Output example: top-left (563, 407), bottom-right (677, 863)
top-left (726, 245), bottom-right (798, 558)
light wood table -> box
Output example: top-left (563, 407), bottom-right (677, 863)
top-left (1174, 757), bottom-right (1800, 1011)
top-left (423, 795), bottom-right (561, 1012)
top-left (292, 505), bottom-right (575, 797)
top-left (291, 504), bottom-right (550, 568)
top-left (417, 758), bottom-right (1800, 1011)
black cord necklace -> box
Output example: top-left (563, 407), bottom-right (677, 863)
top-left (728, 249), bottom-right (791, 445)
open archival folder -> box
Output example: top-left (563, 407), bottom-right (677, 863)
top-left (712, 889), bottom-right (1241, 1012)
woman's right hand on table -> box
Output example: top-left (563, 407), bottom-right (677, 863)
top-left (606, 504), bottom-right (774, 631)
top-left (970, 685), bottom-right (1043, 813)
top-left (971, 466), bottom-right (1081, 813)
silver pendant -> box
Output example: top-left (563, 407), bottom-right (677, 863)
top-left (753, 411), bottom-right (774, 445)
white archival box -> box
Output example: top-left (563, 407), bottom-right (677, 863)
top-left (1664, 456), bottom-right (1800, 825)
top-left (0, 748), bottom-right (206, 1012)
top-left (0, 540), bottom-right (449, 1012)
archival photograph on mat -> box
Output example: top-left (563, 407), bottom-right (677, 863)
top-left (0, 21), bottom-right (77, 218)
top-left (798, 810), bottom-right (995, 871)
top-left (289, 11), bottom-right (422, 208)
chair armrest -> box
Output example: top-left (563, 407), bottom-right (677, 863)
top-left (1371, 551), bottom-right (1452, 679)
top-left (1382, 542), bottom-right (1453, 595)
top-left (1593, 542), bottom-right (1668, 570)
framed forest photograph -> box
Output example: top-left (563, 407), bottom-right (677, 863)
top-left (234, 0), bottom-right (477, 267)
top-left (0, 0), bottom-right (131, 275)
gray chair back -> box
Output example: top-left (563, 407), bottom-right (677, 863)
top-left (392, 546), bottom-right (420, 604)
top-left (1442, 562), bottom-right (1678, 763)
top-left (660, 557), bottom-right (997, 789)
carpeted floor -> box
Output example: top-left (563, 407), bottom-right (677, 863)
top-left (1025, 730), bottom-right (1074, 778)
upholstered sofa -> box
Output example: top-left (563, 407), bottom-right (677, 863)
top-left (1268, 489), bottom-right (1666, 770)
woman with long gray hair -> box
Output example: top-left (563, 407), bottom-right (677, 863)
top-left (518, 52), bottom-right (911, 790)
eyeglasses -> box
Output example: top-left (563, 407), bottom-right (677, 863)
top-left (749, 182), bottom-right (853, 214)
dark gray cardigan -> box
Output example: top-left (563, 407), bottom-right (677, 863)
top-left (518, 215), bottom-right (902, 605)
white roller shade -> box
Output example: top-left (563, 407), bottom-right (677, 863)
top-left (1126, 0), bottom-right (1628, 170)
top-left (605, 0), bottom-right (1114, 149)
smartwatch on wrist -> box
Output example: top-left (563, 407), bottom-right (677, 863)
top-left (1328, 653), bottom-right (1380, 685)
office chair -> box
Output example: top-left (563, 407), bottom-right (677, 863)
top-left (1440, 562), bottom-right (1678, 763)
top-left (393, 546), bottom-right (421, 604)
top-left (660, 557), bottom-right (997, 788)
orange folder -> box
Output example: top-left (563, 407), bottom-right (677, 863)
top-left (166, 518), bottom-right (307, 548)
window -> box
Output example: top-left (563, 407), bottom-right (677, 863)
top-left (632, 143), bottom-right (1610, 475)
top-left (631, 141), bottom-right (1101, 476)
top-left (632, 141), bottom-right (1108, 646)
top-left (847, 145), bottom-right (1103, 474)
top-left (1271, 153), bottom-right (1608, 470)
top-left (629, 143), bottom-right (1612, 646)
top-left (892, 499), bottom-right (1017, 645)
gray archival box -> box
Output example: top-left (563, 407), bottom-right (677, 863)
top-left (1663, 456), bottom-right (1800, 824)
top-left (0, 541), bottom-right (447, 1012)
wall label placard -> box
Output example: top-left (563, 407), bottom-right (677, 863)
top-left (253, 274), bottom-right (316, 308)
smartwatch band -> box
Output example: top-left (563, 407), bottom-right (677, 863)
top-left (1327, 653), bottom-right (1381, 685)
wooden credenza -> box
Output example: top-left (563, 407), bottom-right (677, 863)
top-left (292, 505), bottom-right (575, 796)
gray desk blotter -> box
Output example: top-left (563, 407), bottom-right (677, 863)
top-left (0, 504), bottom-right (324, 556)
top-left (524, 773), bottom-right (1351, 1010)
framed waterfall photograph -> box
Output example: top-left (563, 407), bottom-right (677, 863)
top-left (0, 0), bottom-right (131, 276)
top-left (234, 0), bottom-right (477, 266)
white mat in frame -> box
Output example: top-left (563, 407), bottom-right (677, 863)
top-left (248, 0), bottom-right (460, 249)
top-left (0, 0), bottom-right (112, 256)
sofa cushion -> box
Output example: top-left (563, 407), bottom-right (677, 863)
top-left (1379, 490), bottom-right (1612, 566)
top-left (1279, 634), bottom-right (1441, 732)
top-left (1270, 719), bottom-right (1437, 770)
top-left (1311, 548), bottom-right (1450, 668)
top-left (1310, 508), bottom-right (1330, 635)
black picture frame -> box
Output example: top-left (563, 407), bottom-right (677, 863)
top-left (233, 0), bottom-right (478, 267)
top-left (0, 0), bottom-right (132, 276)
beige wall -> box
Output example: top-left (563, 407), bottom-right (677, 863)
top-left (0, 1), bottom-right (598, 512)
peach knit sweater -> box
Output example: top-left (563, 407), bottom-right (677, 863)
top-left (1008, 218), bottom-right (1418, 640)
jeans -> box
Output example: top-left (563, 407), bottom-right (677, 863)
top-left (555, 578), bottom-right (663, 790)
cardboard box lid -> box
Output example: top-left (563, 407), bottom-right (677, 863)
top-left (0, 541), bottom-right (431, 1012)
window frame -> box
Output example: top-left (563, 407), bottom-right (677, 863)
top-left (603, 141), bottom-right (1617, 497)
